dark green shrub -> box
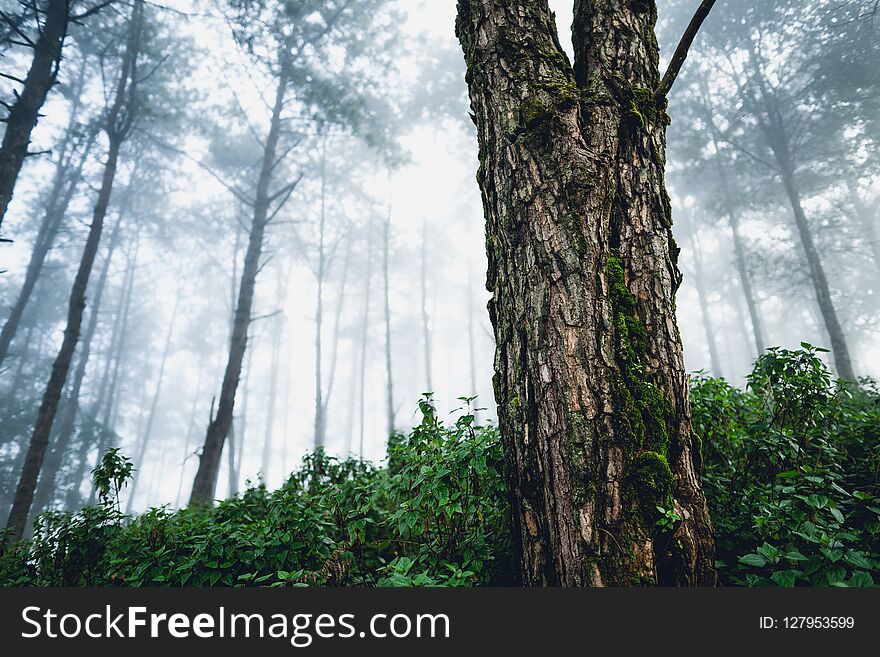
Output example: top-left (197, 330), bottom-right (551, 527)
top-left (693, 345), bottom-right (880, 587)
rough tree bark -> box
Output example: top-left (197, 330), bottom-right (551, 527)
top-left (0, 0), bottom-right (68, 234)
top-left (4, 0), bottom-right (143, 542)
top-left (189, 50), bottom-right (293, 504)
top-left (456, 0), bottom-right (716, 585)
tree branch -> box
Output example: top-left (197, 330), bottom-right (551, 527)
top-left (653, 0), bottom-right (717, 103)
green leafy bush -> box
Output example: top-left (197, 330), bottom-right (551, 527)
top-left (693, 345), bottom-right (880, 587)
top-left (0, 395), bottom-right (514, 587)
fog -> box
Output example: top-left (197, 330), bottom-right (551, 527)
top-left (1, 0), bottom-right (877, 522)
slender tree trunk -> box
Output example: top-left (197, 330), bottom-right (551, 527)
top-left (86, 229), bottom-right (139, 506)
top-left (752, 65), bottom-right (855, 380)
top-left (262, 292), bottom-right (283, 479)
top-left (313, 148), bottom-right (327, 449)
top-left (0, 123), bottom-right (96, 368)
top-left (31, 214), bottom-right (123, 515)
top-left (419, 218), bottom-right (433, 392)
top-left (846, 179), bottom-right (880, 276)
top-left (708, 134), bottom-right (766, 358)
top-left (456, 0), bottom-right (715, 585)
top-left (232, 344), bottom-right (254, 494)
top-left (779, 163), bottom-right (856, 380)
top-left (466, 258), bottom-right (479, 400)
top-left (175, 361), bottom-right (204, 507)
top-left (357, 214), bottom-right (375, 459)
top-left (685, 219), bottom-right (722, 376)
top-left (190, 53), bottom-right (291, 504)
top-left (382, 204), bottom-right (395, 436)
top-left (125, 286), bottom-right (180, 512)
top-left (0, 0), bottom-right (69, 234)
top-left (321, 229), bottom-right (349, 434)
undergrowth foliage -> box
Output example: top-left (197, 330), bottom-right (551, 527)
top-left (0, 395), bottom-right (514, 587)
top-left (693, 345), bottom-right (880, 587)
top-left (1, 347), bottom-right (877, 587)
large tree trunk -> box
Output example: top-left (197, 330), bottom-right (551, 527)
top-left (0, 0), bottom-right (68, 233)
top-left (189, 53), bottom-right (290, 504)
top-left (456, 0), bottom-right (715, 586)
top-left (31, 214), bottom-right (122, 515)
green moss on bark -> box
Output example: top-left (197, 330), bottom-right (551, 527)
top-left (604, 256), bottom-right (675, 531)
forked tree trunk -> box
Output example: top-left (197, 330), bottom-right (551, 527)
top-left (0, 0), bottom-right (68, 233)
top-left (456, 0), bottom-right (715, 586)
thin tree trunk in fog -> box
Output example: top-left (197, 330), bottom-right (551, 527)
top-left (686, 220), bottom-right (723, 376)
top-left (176, 361), bottom-right (204, 507)
top-left (466, 259), bottom-right (479, 401)
top-left (126, 285), bottom-right (181, 513)
top-left (190, 49), bottom-right (293, 504)
top-left (420, 218), bottom-right (433, 392)
top-left (87, 229), bottom-right (139, 507)
top-left (382, 205), bottom-right (395, 436)
top-left (229, 349), bottom-right (254, 494)
top-left (321, 229), bottom-right (349, 433)
top-left (457, 0), bottom-right (715, 584)
top-left (32, 214), bottom-right (123, 515)
top-left (0, 116), bottom-right (97, 368)
top-left (780, 163), bottom-right (856, 380)
top-left (357, 214), bottom-right (375, 458)
top-left (711, 139), bottom-right (766, 357)
top-left (847, 180), bottom-right (880, 275)
top-left (262, 292), bottom-right (284, 479)
top-left (224, 215), bottom-right (243, 497)
top-left (752, 67), bottom-right (856, 380)
top-left (68, 237), bottom-right (133, 508)
top-left (0, 0), bottom-right (69, 234)
top-left (313, 143), bottom-right (327, 449)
